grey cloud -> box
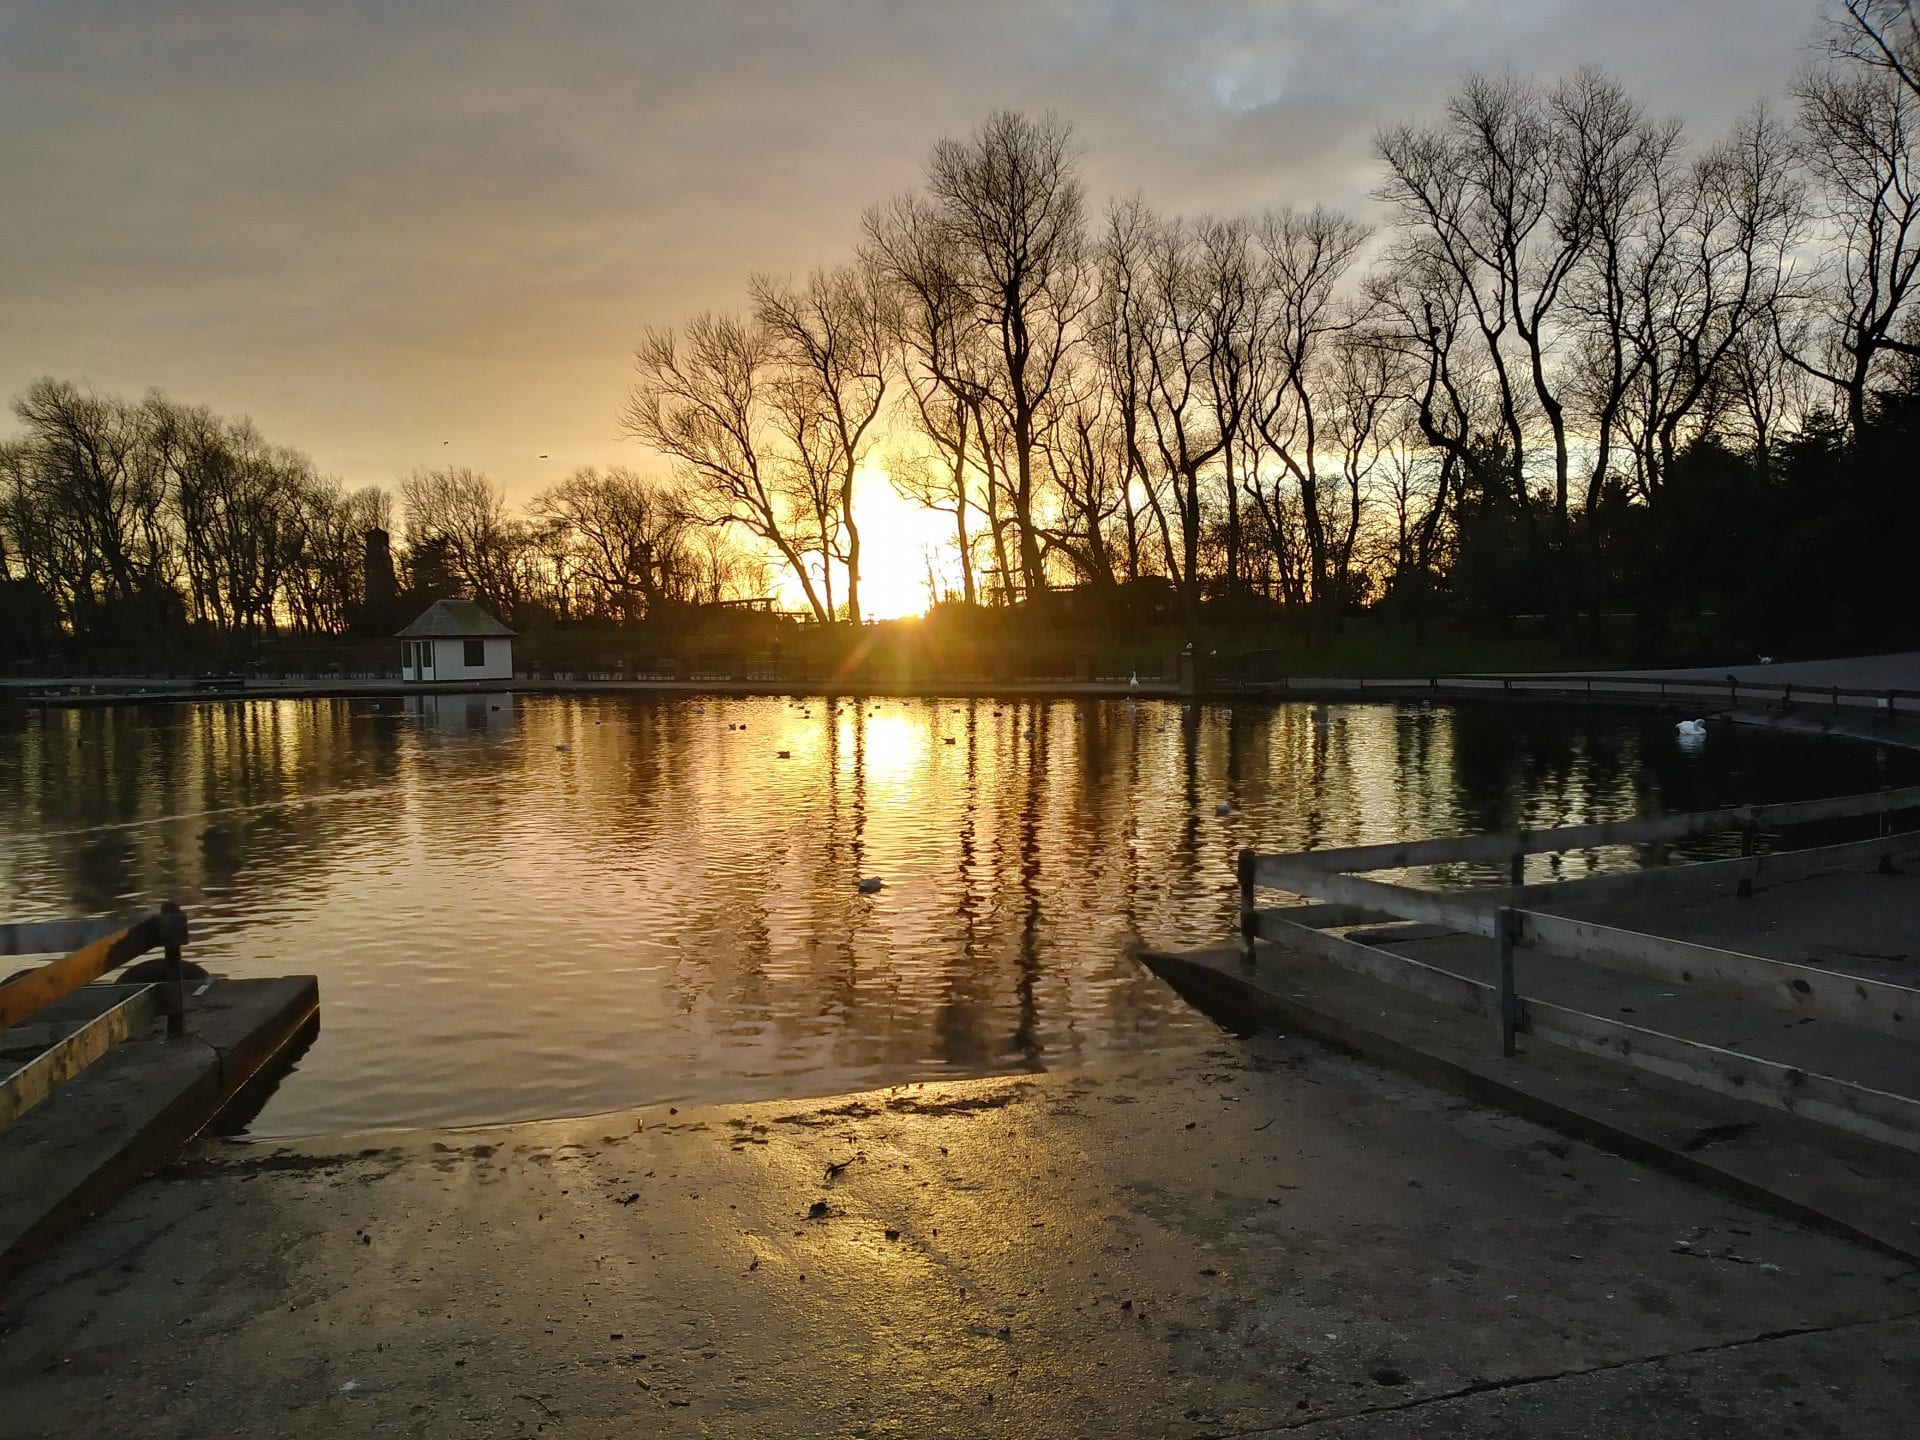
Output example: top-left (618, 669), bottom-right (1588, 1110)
top-left (0, 0), bottom-right (1818, 497)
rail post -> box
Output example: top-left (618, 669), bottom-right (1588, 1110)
top-left (1493, 907), bottom-right (1518, 1057)
top-left (1879, 783), bottom-right (1897, 872)
top-left (1237, 848), bottom-right (1258, 967)
top-left (1727, 674), bottom-right (1739, 707)
top-left (157, 901), bottom-right (188, 1038)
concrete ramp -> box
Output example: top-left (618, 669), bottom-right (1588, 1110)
top-left (1143, 941), bottom-right (1920, 1264)
top-left (0, 977), bottom-right (317, 1286)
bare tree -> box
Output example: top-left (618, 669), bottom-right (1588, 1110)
top-left (1125, 210), bottom-right (1229, 628)
top-left (624, 314), bottom-right (831, 622)
top-left (752, 261), bottom-right (896, 624)
top-left (1035, 366), bottom-right (1125, 588)
top-left (924, 109), bottom-right (1092, 601)
top-left (282, 477), bottom-right (392, 635)
top-left (530, 466), bottom-right (695, 622)
top-left (1247, 205), bottom-right (1372, 611)
top-left (1378, 73), bottom-right (1585, 529)
top-left (1792, 55), bottom-right (1920, 430)
top-left (1092, 197), bottom-right (1158, 589)
top-left (1377, 68), bottom-right (1684, 637)
top-left (398, 466), bottom-right (529, 621)
top-left (764, 369), bottom-right (844, 618)
top-left (1726, 318), bottom-right (1815, 467)
top-left (1365, 252), bottom-right (1486, 618)
top-left (1828, 2), bottom-right (1920, 100)
top-left (150, 399), bottom-right (310, 639)
top-left (1612, 106), bottom-right (1803, 491)
top-left (863, 193), bottom-right (991, 606)
top-left (1553, 69), bottom-right (1684, 529)
top-left (8, 378), bottom-right (176, 644)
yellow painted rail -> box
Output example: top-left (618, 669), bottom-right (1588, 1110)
top-left (0, 907), bottom-right (188, 1030)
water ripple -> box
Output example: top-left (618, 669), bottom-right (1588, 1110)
top-left (0, 693), bottom-right (1903, 1136)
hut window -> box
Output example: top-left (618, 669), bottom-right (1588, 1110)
top-left (464, 639), bottom-right (485, 667)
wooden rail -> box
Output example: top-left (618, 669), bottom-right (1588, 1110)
top-left (1251, 908), bottom-right (1920, 1152)
top-left (0, 907), bottom-right (189, 1030)
top-left (1515, 913), bottom-right (1915, 1041)
top-left (0, 985), bottom-right (163, 1127)
top-left (1, 905), bottom-right (193, 1129)
top-left (1231, 788), bottom-right (1920, 1150)
top-left (1226, 662), bottom-right (1920, 717)
top-left (1256, 830), bottom-right (1920, 919)
top-left (1277, 785), bottom-right (1920, 875)
top-left (0, 917), bottom-right (129, 958)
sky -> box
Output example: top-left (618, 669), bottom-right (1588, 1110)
top-left (1, 0), bottom-right (1821, 574)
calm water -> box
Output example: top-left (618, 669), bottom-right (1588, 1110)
top-left (1, 694), bottom-right (1904, 1137)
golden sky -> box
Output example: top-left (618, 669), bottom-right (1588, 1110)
top-left (2, 0), bottom-right (1814, 563)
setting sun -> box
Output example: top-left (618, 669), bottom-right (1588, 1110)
top-left (775, 462), bottom-right (959, 621)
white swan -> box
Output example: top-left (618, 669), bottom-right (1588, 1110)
top-left (1676, 719), bottom-right (1707, 737)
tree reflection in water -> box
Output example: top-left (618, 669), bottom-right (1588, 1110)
top-left (0, 693), bottom-right (1904, 1137)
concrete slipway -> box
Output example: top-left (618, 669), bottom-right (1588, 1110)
top-left (7, 812), bottom-right (1920, 1435)
top-left (2, 1020), bottom-right (1917, 1438)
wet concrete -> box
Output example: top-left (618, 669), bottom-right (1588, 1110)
top-left (0, 979), bottom-right (320, 1286)
top-left (3, 1035), bottom-right (1917, 1438)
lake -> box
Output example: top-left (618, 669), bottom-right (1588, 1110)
top-left (1, 693), bottom-right (1904, 1137)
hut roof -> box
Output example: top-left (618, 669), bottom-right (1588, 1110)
top-left (397, 598), bottom-right (515, 639)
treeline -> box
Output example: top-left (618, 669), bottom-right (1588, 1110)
top-left (6, 1), bottom-right (1920, 665)
top-left (0, 380), bottom-right (391, 657)
top-left (0, 380), bottom-right (768, 662)
top-left (627, 0), bottom-right (1920, 654)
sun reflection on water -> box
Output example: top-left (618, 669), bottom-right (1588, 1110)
top-left (0, 692), bottom-right (1902, 1137)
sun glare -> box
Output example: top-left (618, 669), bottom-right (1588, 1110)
top-left (775, 464), bottom-right (955, 621)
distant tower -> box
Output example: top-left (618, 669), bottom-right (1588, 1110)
top-left (363, 527), bottom-right (397, 632)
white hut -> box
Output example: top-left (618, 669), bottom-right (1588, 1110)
top-left (398, 598), bottom-right (514, 682)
